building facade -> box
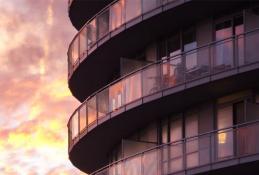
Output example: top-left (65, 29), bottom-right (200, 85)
top-left (67, 0), bottom-right (259, 174)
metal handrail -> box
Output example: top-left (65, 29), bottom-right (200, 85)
top-left (90, 119), bottom-right (259, 175)
top-left (67, 28), bottom-right (259, 125)
top-left (67, 0), bottom-right (188, 78)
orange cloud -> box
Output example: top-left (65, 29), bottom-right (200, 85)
top-left (0, 0), bottom-right (83, 174)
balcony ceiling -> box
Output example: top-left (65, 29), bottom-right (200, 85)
top-left (69, 0), bottom-right (114, 30)
top-left (69, 1), bottom-right (248, 102)
top-left (69, 67), bottom-right (259, 173)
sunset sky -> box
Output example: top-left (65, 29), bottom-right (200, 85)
top-left (0, 0), bottom-right (85, 174)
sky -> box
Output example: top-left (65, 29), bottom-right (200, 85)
top-left (0, 0), bottom-right (85, 174)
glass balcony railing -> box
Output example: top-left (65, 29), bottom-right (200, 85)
top-left (68, 29), bottom-right (259, 149)
top-left (67, 0), bottom-right (185, 77)
top-left (90, 120), bottom-right (259, 175)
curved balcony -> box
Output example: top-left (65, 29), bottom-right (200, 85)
top-left (68, 29), bottom-right (259, 173)
top-left (67, 0), bottom-right (247, 102)
top-left (68, 0), bottom-right (113, 30)
top-left (91, 120), bottom-right (259, 175)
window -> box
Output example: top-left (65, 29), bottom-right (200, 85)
top-left (214, 15), bottom-right (244, 71)
top-left (185, 112), bottom-right (199, 168)
top-left (161, 119), bottom-right (168, 144)
top-left (183, 28), bottom-right (197, 72)
top-left (167, 34), bottom-right (181, 57)
top-left (217, 105), bottom-right (234, 159)
top-left (168, 117), bottom-right (183, 173)
top-left (214, 20), bottom-right (233, 72)
top-left (234, 16), bottom-right (245, 66)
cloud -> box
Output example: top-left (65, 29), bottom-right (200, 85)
top-left (0, 0), bottom-right (83, 174)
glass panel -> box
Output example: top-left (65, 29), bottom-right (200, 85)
top-left (234, 16), bottom-right (244, 66)
top-left (79, 104), bottom-right (87, 133)
top-left (142, 64), bottom-right (161, 96)
top-left (186, 46), bottom-right (210, 80)
top-left (110, 0), bottom-right (125, 30)
top-left (97, 89), bottom-right (109, 118)
top-left (97, 10), bottom-right (109, 39)
top-left (124, 155), bottom-right (141, 175)
top-left (79, 27), bottom-right (87, 57)
top-left (143, 150), bottom-right (158, 175)
top-left (139, 123), bottom-right (157, 143)
top-left (199, 134), bottom-right (211, 165)
top-left (214, 21), bottom-right (233, 72)
top-left (125, 0), bottom-right (141, 22)
top-left (162, 56), bottom-right (184, 89)
top-left (72, 112), bottom-right (79, 139)
top-left (246, 100), bottom-right (259, 122)
top-left (185, 113), bottom-right (199, 168)
top-left (169, 142), bottom-right (183, 173)
top-left (217, 105), bottom-right (234, 159)
top-left (88, 96), bottom-right (97, 125)
top-left (109, 162), bottom-right (122, 175)
top-left (124, 72), bottom-right (142, 104)
top-left (170, 117), bottom-right (182, 142)
top-left (162, 119), bottom-right (168, 144)
top-left (245, 29), bottom-right (259, 64)
top-left (71, 37), bottom-right (79, 64)
top-left (167, 34), bottom-right (181, 57)
top-left (184, 27), bottom-right (197, 72)
top-left (142, 0), bottom-right (160, 13)
top-left (237, 123), bottom-right (259, 156)
top-left (109, 81), bottom-right (125, 111)
top-left (87, 19), bottom-right (97, 49)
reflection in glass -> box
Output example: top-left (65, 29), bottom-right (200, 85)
top-left (214, 21), bottom-right (233, 72)
top-left (234, 16), bottom-right (244, 66)
top-left (88, 96), bottom-right (97, 125)
top-left (217, 105), bottom-right (234, 159)
top-left (72, 112), bottom-right (78, 139)
top-left (79, 28), bottom-right (87, 57)
top-left (168, 117), bottom-right (183, 173)
top-left (87, 19), bottom-right (97, 49)
top-left (124, 155), bottom-right (141, 175)
top-left (71, 38), bottom-right (79, 64)
top-left (124, 72), bottom-right (142, 104)
top-left (79, 104), bottom-right (87, 133)
top-left (169, 142), bottom-right (183, 173)
top-left (97, 89), bottom-right (109, 118)
top-left (143, 150), bottom-right (158, 175)
top-left (109, 162), bottom-right (122, 175)
top-left (97, 10), bottom-right (109, 39)
top-left (142, 0), bottom-right (160, 13)
top-left (142, 64), bottom-right (161, 96)
top-left (109, 82), bottom-right (125, 111)
top-left (185, 113), bottom-right (199, 168)
top-left (162, 57), bottom-right (183, 89)
top-left (183, 28), bottom-right (197, 72)
top-left (167, 34), bottom-right (181, 57)
top-left (110, 0), bottom-right (125, 30)
top-left (125, 0), bottom-right (141, 22)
